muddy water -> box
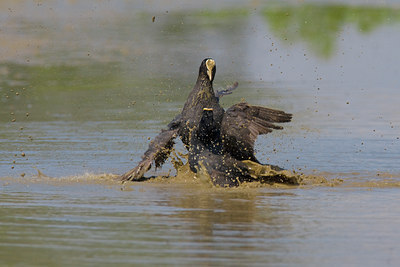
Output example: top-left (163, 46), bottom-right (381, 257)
top-left (1, 1), bottom-right (400, 266)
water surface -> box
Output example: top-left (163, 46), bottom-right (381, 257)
top-left (1, 1), bottom-right (400, 266)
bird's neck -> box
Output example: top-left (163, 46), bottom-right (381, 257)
top-left (193, 77), bottom-right (215, 104)
top-left (197, 75), bottom-right (214, 92)
top-left (181, 75), bottom-right (217, 120)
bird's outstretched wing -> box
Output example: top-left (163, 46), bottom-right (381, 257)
top-left (221, 102), bottom-right (292, 162)
top-left (120, 128), bottom-right (179, 182)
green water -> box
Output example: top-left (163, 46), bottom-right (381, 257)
top-left (1, 1), bottom-right (400, 266)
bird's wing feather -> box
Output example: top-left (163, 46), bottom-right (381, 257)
top-left (120, 128), bottom-right (179, 181)
top-left (221, 102), bottom-right (292, 161)
top-left (215, 82), bottom-right (239, 99)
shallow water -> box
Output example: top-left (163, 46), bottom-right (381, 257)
top-left (1, 1), bottom-right (400, 266)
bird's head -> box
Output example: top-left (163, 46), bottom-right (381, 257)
top-left (199, 58), bottom-right (216, 82)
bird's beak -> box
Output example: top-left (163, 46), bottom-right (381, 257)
top-left (206, 59), bottom-right (215, 81)
top-left (203, 108), bottom-right (213, 111)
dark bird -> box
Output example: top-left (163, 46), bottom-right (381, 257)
top-left (119, 58), bottom-right (292, 182)
top-left (189, 108), bottom-right (295, 187)
top-left (189, 107), bottom-right (251, 187)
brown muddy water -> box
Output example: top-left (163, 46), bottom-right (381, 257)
top-left (1, 1), bottom-right (400, 266)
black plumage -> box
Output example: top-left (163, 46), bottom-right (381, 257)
top-left (189, 108), bottom-right (252, 187)
top-left (119, 58), bottom-right (292, 182)
top-left (189, 108), bottom-right (298, 187)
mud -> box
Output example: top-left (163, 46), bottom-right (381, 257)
top-left (5, 161), bottom-right (398, 191)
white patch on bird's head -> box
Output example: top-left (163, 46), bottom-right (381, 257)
top-left (206, 59), bottom-right (215, 81)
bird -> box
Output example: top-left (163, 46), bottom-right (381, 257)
top-left (119, 58), bottom-right (292, 182)
top-left (188, 107), bottom-right (251, 187)
top-left (190, 107), bottom-right (299, 187)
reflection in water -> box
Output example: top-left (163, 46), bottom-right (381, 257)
top-left (164, 188), bottom-right (294, 263)
top-left (0, 176), bottom-right (297, 265)
top-left (2, 174), bottom-right (400, 265)
top-left (263, 4), bottom-right (400, 58)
